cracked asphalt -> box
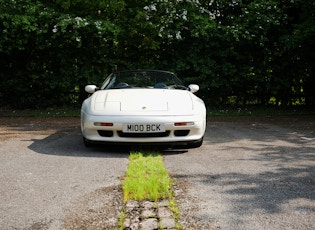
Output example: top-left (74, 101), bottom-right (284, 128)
top-left (0, 116), bottom-right (314, 229)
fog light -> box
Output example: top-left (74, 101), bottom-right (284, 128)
top-left (174, 122), bottom-right (194, 126)
top-left (94, 122), bottom-right (113, 126)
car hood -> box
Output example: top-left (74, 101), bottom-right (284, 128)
top-left (89, 89), bottom-right (196, 115)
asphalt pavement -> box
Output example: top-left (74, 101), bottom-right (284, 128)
top-left (1, 118), bottom-right (314, 229)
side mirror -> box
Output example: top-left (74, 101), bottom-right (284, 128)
top-left (188, 84), bottom-right (199, 93)
top-left (85, 85), bottom-right (98, 94)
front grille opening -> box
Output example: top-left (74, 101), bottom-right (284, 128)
top-left (174, 130), bottom-right (190, 136)
top-left (97, 130), bottom-right (114, 137)
top-left (117, 131), bottom-right (170, 138)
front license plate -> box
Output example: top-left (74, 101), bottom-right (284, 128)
top-left (123, 124), bottom-right (165, 133)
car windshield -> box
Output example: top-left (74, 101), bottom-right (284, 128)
top-left (99, 70), bottom-right (186, 90)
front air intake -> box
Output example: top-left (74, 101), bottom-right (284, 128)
top-left (174, 130), bottom-right (190, 136)
top-left (97, 130), bottom-right (114, 137)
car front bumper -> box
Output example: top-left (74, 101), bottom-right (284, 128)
top-left (81, 112), bottom-right (206, 144)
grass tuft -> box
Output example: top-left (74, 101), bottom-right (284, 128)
top-left (122, 151), bottom-right (172, 202)
top-left (119, 150), bottom-right (183, 229)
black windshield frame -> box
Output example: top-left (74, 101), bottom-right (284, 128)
top-left (99, 70), bottom-right (186, 90)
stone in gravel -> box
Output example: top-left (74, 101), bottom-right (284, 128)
top-left (158, 200), bottom-right (170, 207)
top-left (126, 200), bottom-right (140, 209)
top-left (159, 217), bottom-right (176, 229)
top-left (158, 207), bottom-right (173, 218)
top-left (130, 216), bottom-right (140, 224)
top-left (123, 218), bottom-right (131, 229)
top-left (141, 209), bottom-right (156, 218)
top-left (130, 222), bottom-right (140, 230)
top-left (142, 201), bottom-right (155, 209)
top-left (140, 218), bottom-right (158, 230)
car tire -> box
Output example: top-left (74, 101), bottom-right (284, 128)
top-left (83, 137), bottom-right (93, 147)
top-left (187, 138), bottom-right (203, 148)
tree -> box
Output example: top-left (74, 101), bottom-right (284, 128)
top-left (0, 0), bottom-right (314, 109)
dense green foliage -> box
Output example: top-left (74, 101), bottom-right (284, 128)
top-left (0, 0), bottom-right (314, 109)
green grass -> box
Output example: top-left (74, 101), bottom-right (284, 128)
top-left (118, 150), bottom-right (183, 229)
top-left (117, 208), bottom-right (126, 230)
top-left (122, 151), bottom-right (173, 201)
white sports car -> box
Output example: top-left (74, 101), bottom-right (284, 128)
top-left (81, 70), bottom-right (206, 148)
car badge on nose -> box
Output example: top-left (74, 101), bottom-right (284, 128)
top-left (142, 106), bottom-right (146, 110)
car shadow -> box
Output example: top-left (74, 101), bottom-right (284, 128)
top-left (27, 128), bottom-right (130, 158)
top-left (27, 127), bottom-right (189, 157)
